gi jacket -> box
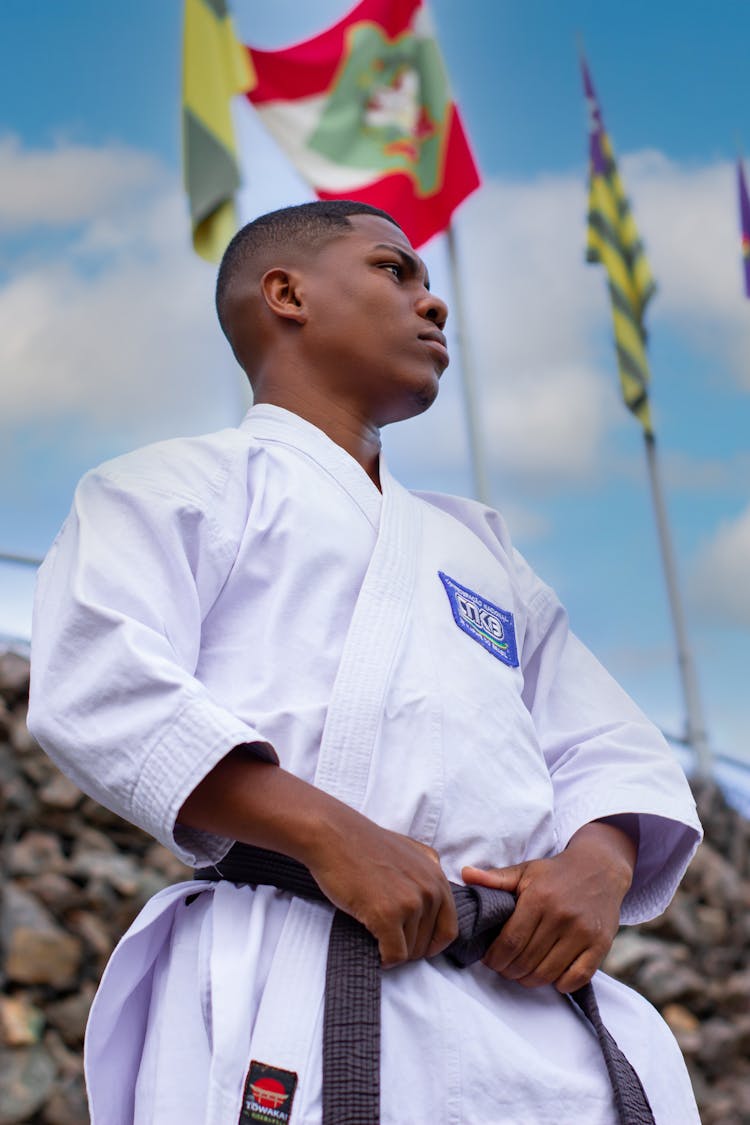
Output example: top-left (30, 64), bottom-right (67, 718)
top-left (28, 405), bottom-right (702, 1125)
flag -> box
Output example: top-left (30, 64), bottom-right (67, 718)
top-left (182, 0), bottom-right (255, 261)
top-left (582, 57), bottom-right (656, 435)
top-left (738, 157), bottom-right (750, 297)
top-left (244, 0), bottom-right (480, 248)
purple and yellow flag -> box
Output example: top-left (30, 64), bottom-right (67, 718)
top-left (582, 56), bottom-right (656, 435)
top-left (738, 157), bottom-right (750, 298)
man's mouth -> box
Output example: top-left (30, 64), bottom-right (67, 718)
top-left (418, 330), bottom-right (449, 370)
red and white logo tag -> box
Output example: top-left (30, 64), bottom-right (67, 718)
top-left (239, 1060), bottom-right (298, 1124)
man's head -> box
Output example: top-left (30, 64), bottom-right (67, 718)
top-left (216, 200), bottom-right (401, 351)
top-left (215, 200), bottom-right (449, 427)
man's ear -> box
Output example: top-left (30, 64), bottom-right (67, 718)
top-left (260, 268), bottom-right (308, 325)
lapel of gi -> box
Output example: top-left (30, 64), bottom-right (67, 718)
top-left (211, 424), bottom-right (421, 1123)
top-left (312, 456), bottom-right (421, 803)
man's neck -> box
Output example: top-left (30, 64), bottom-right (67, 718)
top-left (252, 388), bottom-right (382, 490)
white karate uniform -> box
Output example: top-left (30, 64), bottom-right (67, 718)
top-left (29, 405), bottom-right (702, 1125)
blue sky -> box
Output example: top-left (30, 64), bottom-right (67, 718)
top-left (2, 1), bottom-right (749, 769)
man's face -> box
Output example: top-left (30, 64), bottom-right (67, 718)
top-left (300, 214), bottom-right (449, 425)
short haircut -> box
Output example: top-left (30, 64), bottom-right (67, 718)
top-left (215, 200), bottom-right (402, 340)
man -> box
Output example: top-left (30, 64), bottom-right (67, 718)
top-left (29, 201), bottom-right (702, 1123)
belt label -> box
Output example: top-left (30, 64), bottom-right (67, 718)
top-left (239, 1060), bottom-right (298, 1124)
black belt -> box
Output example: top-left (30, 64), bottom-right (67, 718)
top-left (196, 843), bottom-right (654, 1125)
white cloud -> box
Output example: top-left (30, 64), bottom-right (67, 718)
top-left (444, 151), bottom-right (750, 487)
top-left (661, 450), bottom-right (750, 493)
top-left (690, 504), bottom-right (750, 627)
top-left (0, 138), bottom-right (244, 447)
top-left (623, 151), bottom-right (750, 390)
top-left (0, 134), bottom-right (168, 230)
top-left (1, 130), bottom-right (747, 499)
top-left (449, 177), bottom-right (619, 483)
top-left (611, 448), bottom-right (750, 493)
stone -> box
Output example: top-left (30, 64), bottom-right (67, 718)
top-left (0, 699), bottom-right (10, 741)
top-left (733, 1014), bottom-right (750, 1054)
top-left (38, 774), bottom-right (82, 811)
top-left (0, 775), bottom-right (36, 815)
top-left (39, 1075), bottom-right (89, 1125)
top-left (634, 957), bottom-right (706, 1007)
top-left (0, 997), bottom-right (44, 1048)
top-left (0, 653), bottom-right (30, 703)
top-left (0, 1044), bottom-right (56, 1124)
top-left (701, 945), bottom-right (741, 981)
top-left (601, 930), bottom-right (672, 977)
top-left (718, 969), bottom-right (750, 1014)
top-left (696, 1018), bottom-right (740, 1079)
top-left (23, 873), bottom-right (81, 915)
top-left (65, 909), bottom-right (115, 963)
top-left (71, 850), bottom-right (140, 896)
top-left (78, 797), bottom-right (131, 831)
top-left (42, 1031), bottom-right (82, 1080)
top-left (5, 929), bottom-right (83, 990)
top-left (641, 889), bottom-right (702, 945)
top-left (17, 751), bottom-right (52, 786)
top-left (72, 826), bottom-right (117, 855)
top-left (80, 877), bottom-right (119, 916)
top-left (661, 1002), bottom-right (700, 1033)
top-left (0, 885), bottom-right (57, 945)
top-left (8, 831), bottom-right (68, 878)
top-left (686, 842), bottom-right (743, 908)
top-left (701, 1093), bottom-right (741, 1125)
top-left (144, 842), bottom-right (192, 883)
top-left (693, 904), bottom-right (730, 947)
top-left (7, 713), bottom-right (38, 757)
top-left (671, 1026), bottom-right (702, 1059)
top-left (44, 986), bottom-right (94, 1049)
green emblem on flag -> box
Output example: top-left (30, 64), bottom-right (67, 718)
top-left (307, 24), bottom-right (449, 196)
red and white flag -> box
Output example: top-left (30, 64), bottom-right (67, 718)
top-left (244, 0), bottom-right (480, 247)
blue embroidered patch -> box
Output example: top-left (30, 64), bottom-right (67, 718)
top-left (438, 571), bottom-right (519, 668)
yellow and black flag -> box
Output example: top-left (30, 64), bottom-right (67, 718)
top-left (582, 57), bottom-right (656, 435)
top-left (182, 0), bottom-right (254, 262)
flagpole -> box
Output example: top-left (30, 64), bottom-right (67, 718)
top-left (643, 431), bottom-right (712, 777)
top-left (445, 224), bottom-right (491, 505)
top-left (0, 552), bottom-right (42, 567)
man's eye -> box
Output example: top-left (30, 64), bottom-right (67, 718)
top-left (381, 262), bottom-right (402, 278)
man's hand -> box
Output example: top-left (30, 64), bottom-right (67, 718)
top-left (305, 821), bottom-right (458, 967)
top-left (178, 747), bottom-right (457, 968)
top-left (461, 820), bottom-right (637, 993)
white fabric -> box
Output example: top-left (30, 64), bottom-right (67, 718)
top-left (28, 405), bottom-right (702, 1124)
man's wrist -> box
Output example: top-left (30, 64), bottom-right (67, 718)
top-left (565, 819), bottom-right (638, 897)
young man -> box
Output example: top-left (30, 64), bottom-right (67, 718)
top-left (29, 201), bottom-right (702, 1124)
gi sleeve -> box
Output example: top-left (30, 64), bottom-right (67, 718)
top-left (520, 572), bottom-right (702, 925)
top-left (28, 466), bottom-right (276, 868)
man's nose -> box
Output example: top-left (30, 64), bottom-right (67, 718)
top-left (416, 291), bottom-right (448, 331)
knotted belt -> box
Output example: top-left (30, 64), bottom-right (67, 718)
top-left (196, 843), bottom-right (655, 1125)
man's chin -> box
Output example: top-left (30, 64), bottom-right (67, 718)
top-left (414, 380), bottom-right (440, 413)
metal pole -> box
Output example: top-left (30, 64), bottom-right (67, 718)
top-left (643, 431), bottom-right (712, 776)
top-left (445, 224), bottom-right (491, 506)
top-left (0, 552), bottom-right (42, 567)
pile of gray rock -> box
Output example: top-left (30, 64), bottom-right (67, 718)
top-left (604, 779), bottom-right (750, 1123)
top-left (0, 653), bottom-right (189, 1123)
top-left (1, 649), bottom-right (748, 1122)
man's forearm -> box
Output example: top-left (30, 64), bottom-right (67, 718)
top-left (177, 745), bottom-right (356, 866)
top-left (177, 745), bottom-right (459, 966)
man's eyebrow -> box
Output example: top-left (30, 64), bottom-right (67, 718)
top-left (373, 243), bottom-right (431, 290)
